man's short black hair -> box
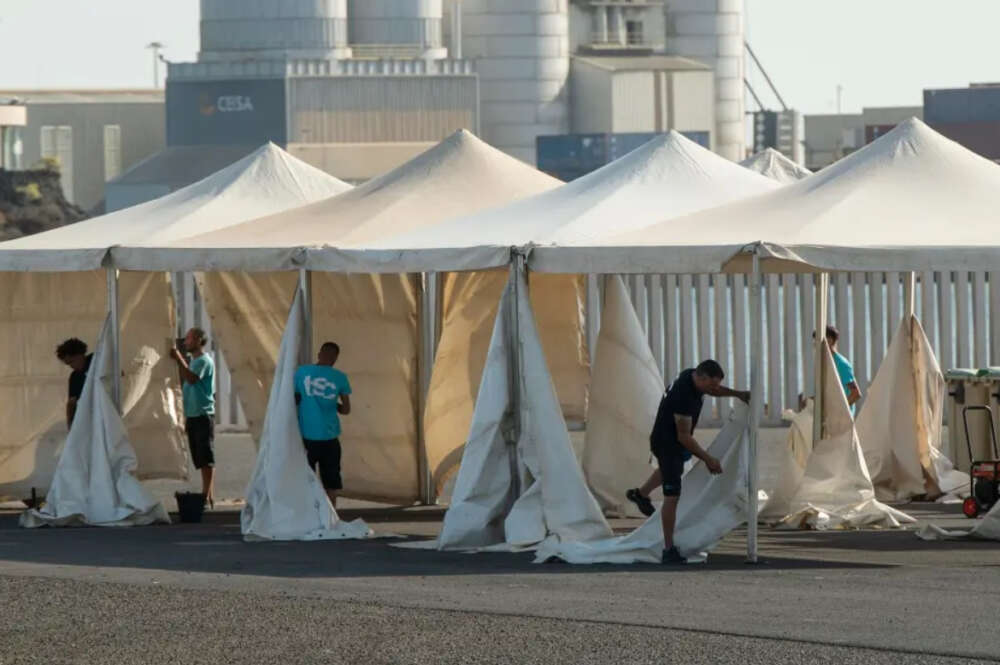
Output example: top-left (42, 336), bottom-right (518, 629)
top-left (695, 359), bottom-right (725, 380)
top-left (56, 338), bottom-right (87, 360)
top-left (320, 342), bottom-right (340, 356)
top-left (825, 325), bottom-right (840, 342)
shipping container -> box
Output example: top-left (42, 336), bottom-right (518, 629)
top-left (536, 131), bottom-right (710, 181)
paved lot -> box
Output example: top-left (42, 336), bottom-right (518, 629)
top-left (2, 502), bottom-right (999, 664)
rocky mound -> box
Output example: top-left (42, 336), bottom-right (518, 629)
top-left (0, 167), bottom-right (86, 240)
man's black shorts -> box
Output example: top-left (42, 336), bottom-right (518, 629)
top-left (185, 415), bottom-right (215, 469)
top-left (303, 438), bottom-right (343, 490)
top-left (652, 446), bottom-right (686, 497)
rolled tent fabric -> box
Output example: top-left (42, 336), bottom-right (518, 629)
top-left (241, 288), bottom-right (372, 542)
top-left (581, 275), bottom-right (663, 517)
top-left (198, 270), bottom-right (420, 504)
top-left (775, 342), bottom-right (916, 530)
top-left (917, 500), bottom-right (1000, 541)
top-left (437, 266), bottom-right (611, 550)
top-left (533, 404), bottom-right (750, 564)
top-left (0, 271), bottom-right (184, 499)
top-left (20, 315), bottom-right (170, 528)
top-left (424, 270), bottom-right (588, 496)
top-left (856, 315), bottom-right (968, 501)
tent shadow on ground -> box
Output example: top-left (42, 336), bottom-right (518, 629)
top-left (1, 510), bottom-right (898, 580)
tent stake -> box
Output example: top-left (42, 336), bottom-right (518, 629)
top-left (747, 249), bottom-right (763, 563)
top-left (106, 266), bottom-right (121, 412)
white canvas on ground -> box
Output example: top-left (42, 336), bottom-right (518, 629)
top-left (582, 275), bottom-right (663, 517)
top-left (437, 267), bottom-right (612, 551)
top-left (533, 404), bottom-right (750, 564)
top-left (740, 149), bottom-right (812, 184)
top-left (856, 316), bottom-right (968, 501)
top-left (774, 343), bottom-right (916, 530)
top-left (20, 315), bottom-right (170, 528)
top-left (917, 500), bottom-right (1000, 542)
top-left (241, 288), bottom-right (372, 542)
top-left (759, 404), bottom-right (814, 521)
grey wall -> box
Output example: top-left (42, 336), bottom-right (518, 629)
top-left (167, 78), bottom-right (288, 147)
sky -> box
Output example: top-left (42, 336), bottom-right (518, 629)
top-left (0, 0), bottom-right (997, 114)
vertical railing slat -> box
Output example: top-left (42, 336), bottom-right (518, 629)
top-left (886, 271), bottom-right (902, 340)
top-left (851, 272), bottom-right (869, 393)
top-left (663, 274), bottom-right (679, 383)
top-left (921, 271), bottom-right (937, 354)
top-left (956, 271), bottom-right (971, 368)
top-left (782, 274), bottom-right (799, 412)
top-left (834, 272), bottom-right (851, 359)
top-left (732, 274), bottom-right (748, 394)
top-left (973, 271), bottom-right (988, 368)
top-left (714, 274), bottom-right (731, 421)
top-left (766, 274), bottom-right (782, 424)
top-left (940, 272), bottom-right (956, 371)
top-left (647, 275), bottom-right (664, 379)
top-left (800, 273), bottom-right (814, 399)
top-left (679, 274), bottom-right (695, 369)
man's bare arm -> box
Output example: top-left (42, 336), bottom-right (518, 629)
top-left (66, 398), bottom-right (77, 428)
top-left (170, 349), bottom-right (200, 384)
top-left (705, 385), bottom-right (750, 403)
top-left (846, 382), bottom-right (862, 407)
top-left (338, 394), bottom-right (351, 415)
top-left (676, 414), bottom-right (722, 474)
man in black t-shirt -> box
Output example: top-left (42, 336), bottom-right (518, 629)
top-left (625, 359), bottom-right (749, 564)
top-left (56, 338), bottom-right (93, 428)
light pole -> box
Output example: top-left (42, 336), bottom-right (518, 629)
top-left (146, 42), bottom-right (165, 88)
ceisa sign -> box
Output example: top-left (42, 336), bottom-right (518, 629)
top-left (200, 94), bottom-right (255, 116)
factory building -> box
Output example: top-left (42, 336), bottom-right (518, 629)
top-left (804, 106), bottom-right (921, 171)
top-left (0, 91), bottom-right (164, 213)
top-left (924, 84), bottom-right (1000, 162)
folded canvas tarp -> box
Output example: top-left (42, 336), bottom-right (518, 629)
top-left (0, 144), bottom-right (349, 498)
top-left (740, 148), bottom-right (812, 184)
top-left (917, 501), bottom-right (1000, 542)
top-left (534, 404), bottom-right (750, 564)
top-left (0, 271), bottom-right (185, 498)
top-left (241, 288), bottom-right (372, 542)
top-left (582, 275), bottom-right (663, 516)
top-left (769, 342), bottom-right (915, 530)
top-left (20, 315), bottom-right (170, 527)
top-left (434, 266), bottom-right (612, 551)
top-left (856, 315), bottom-right (968, 501)
top-left (170, 131), bottom-right (587, 504)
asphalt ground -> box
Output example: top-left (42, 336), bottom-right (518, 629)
top-left (2, 501), bottom-right (999, 664)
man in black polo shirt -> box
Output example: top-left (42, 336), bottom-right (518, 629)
top-left (626, 359), bottom-right (749, 564)
top-left (56, 337), bottom-right (93, 428)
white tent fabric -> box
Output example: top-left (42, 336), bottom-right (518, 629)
top-left (0, 272), bottom-right (186, 499)
top-left (175, 131), bottom-right (585, 503)
top-left (1, 143), bottom-right (349, 272)
top-left (759, 403), bottom-right (814, 521)
top-left (533, 404), bottom-right (750, 564)
top-left (917, 501), bottom-right (1000, 541)
top-left (772, 342), bottom-right (915, 530)
top-left (582, 275), bottom-right (663, 516)
top-left (531, 119), bottom-right (1000, 274)
top-left (856, 316), bottom-right (968, 501)
top-left (20, 315), bottom-right (170, 528)
top-left (437, 266), bottom-right (612, 550)
top-left (370, 132), bottom-right (779, 251)
top-left (740, 148), bottom-right (812, 184)
top-left (241, 288), bottom-right (372, 542)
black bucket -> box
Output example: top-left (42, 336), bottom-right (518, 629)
top-left (175, 492), bottom-right (206, 523)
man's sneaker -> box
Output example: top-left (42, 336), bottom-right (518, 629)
top-left (661, 546), bottom-right (687, 565)
top-left (626, 488), bottom-right (655, 517)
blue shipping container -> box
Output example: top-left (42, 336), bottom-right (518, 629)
top-left (537, 131), bottom-right (711, 181)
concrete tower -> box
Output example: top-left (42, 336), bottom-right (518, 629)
top-left (348, 0), bottom-right (448, 60)
top-left (664, 0), bottom-right (745, 161)
top-left (199, 0), bottom-right (352, 62)
top-left (462, 0), bottom-right (571, 164)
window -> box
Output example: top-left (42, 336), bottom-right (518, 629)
top-left (40, 125), bottom-right (74, 202)
top-left (626, 20), bottom-right (644, 45)
top-left (104, 125), bottom-right (122, 182)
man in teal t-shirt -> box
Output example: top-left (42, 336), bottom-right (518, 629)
top-left (294, 341), bottom-right (352, 506)
top-left (170, 327), bottom-right (217, 506)
top-left (826, 325), bottom-right (862, 415)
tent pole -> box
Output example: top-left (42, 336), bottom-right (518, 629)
top-left (106, 267), bottom-right (122, 412)
top-left (812, 273), bottom-right (829, 446)
top-left (416, 273), bottom-right (435, 505)
top-left (298, 269), bottom-right (313, 366)
top-left (903, 272), bottom-right (916, 320)
top-left (747, 250), bottom-right (763, 563)
top-left (503, 254), bottom-right (525, 510)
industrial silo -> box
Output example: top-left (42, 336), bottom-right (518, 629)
top-left (664, 0), bottom-right (745, 161)
top-left (199, 0), bottom-right (352, 62)
top-left (347, 0), bottom-right (448, 59)
top-left (462, 0), bottom-right (571, 164)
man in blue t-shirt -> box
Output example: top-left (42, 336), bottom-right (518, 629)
top-left (295, 341), bottom-right (352, 507)
top-left (825, 325), bottom-right (862, 415)
top-left (171, 327), bottom-right (217, 507)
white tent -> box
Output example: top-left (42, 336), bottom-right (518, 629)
top-left (740, 148), bottom-right (812, 184)
top-left (20, 315), bottom-right (170, 527)
top-left (434, 264), bottom-right (612, 551)
top-left (241, 287), bottom-right (372, 542)
top-left (0, 144), bottom-right (350, 499)
top-left (117, 130), bottom-right (587, 504)
top-left (856, 316), bottom-right (968, 501)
